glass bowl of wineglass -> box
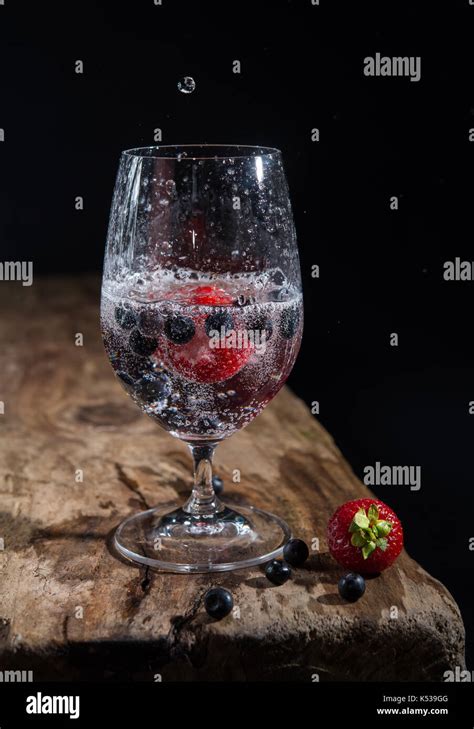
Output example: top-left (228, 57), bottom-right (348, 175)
top-left (101, 144), bottom-right (303, 572)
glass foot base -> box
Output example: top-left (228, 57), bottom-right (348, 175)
top-left (114, 500), bottom-right (291, 573)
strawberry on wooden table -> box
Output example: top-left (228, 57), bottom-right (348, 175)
top-left (327, 498), bottom-right (404, 575)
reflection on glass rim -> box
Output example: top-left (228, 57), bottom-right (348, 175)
top-left (122, 144), bottom-right (282, 160)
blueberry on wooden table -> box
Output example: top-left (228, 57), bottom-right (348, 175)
top-left (338, 573), bottom-right (366, 602)
top-left (265, 559), bottom-right (292, 585)
top-left (204, 587), bottom-right (233, 620)
top-left (283, 538), bottom-right (309, 567)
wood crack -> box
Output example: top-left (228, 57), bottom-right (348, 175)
top-left (123, 566), bottom-right (153, 621)
top-left (115, 463), bottom-right (150, 509)
top-left (141, 566), bottom-right (152, 593)
top-left (167, 589), bottom-right (205, 657)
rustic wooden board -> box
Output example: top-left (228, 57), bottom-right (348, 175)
top-left (0, 277), bottom-right (465, 681)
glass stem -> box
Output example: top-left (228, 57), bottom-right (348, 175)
top-left (182, 443), bottom-right (223, 517)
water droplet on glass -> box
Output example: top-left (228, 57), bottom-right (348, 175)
top-left (273, 287), bottom-right (289, 301)
top-left (272, 269), bottom-right (286, 286)
top-left (226, 390), bottom-right (236, 397)
top-left (217, 392), bottom-right (227, 400)
top-left (165, 179), bottom-right (176, 196)
top-left (177, 151), bottom-right (188, 161)
top-left (177, 76), bottom-right (196, 94)
top-left (236, 294), bottom-right (255, 306)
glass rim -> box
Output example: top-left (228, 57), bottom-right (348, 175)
top-left (121, 144), bottom-right (282, 161)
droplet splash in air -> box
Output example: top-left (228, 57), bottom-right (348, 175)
top-left (177, 76), bottom-right (196, 94)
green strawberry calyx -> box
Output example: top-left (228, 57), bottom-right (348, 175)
top-left (348, 503), bottom-right (393, 559)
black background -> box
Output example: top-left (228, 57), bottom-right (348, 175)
top-left (1, 0), bottom-right (473, 669)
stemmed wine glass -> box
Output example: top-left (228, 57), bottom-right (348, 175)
top-left (101, 145), bottom-right (303, 572)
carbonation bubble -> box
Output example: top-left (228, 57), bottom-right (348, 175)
top-left (177, 76), bottom-right (196, 94)
top-left (165, 180), bottom-right (176, 196)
